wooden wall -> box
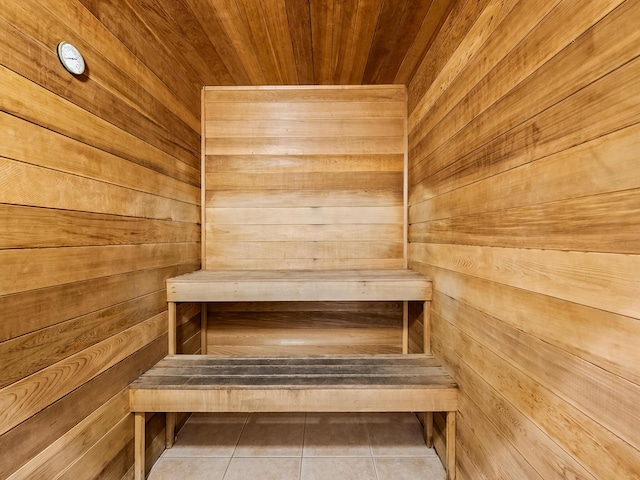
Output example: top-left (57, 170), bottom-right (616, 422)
top-left (203, 86), bottom-right (407, 355)
top-left (0, 1), bottom-right (201, 479)
top-left (407, 1), bottom-right (640, 478)
top-left (203, 86), bottom-right (406, 270)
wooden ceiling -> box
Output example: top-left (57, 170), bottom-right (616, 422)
top-left (127, 0), bottom-right (456, 86)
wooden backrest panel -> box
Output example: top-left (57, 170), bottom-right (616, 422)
top-left (202, 85), bottom-right (407, 270)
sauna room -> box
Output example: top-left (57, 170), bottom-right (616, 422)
top-left (1, 1), bottom-right (638, 479)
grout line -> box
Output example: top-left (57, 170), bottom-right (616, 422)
top-left (362, 412), bottom-right (375, 459)
top-left (362, 412), bottom-right (382, 480)
top-left (220, 413), bottom-right (250, 479)
top-left (299, 412), bottom-right (307, 480)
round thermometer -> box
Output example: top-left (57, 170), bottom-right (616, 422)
top-left (57, 41), bottom-right (85, 75)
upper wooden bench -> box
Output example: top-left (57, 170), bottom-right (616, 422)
top-left (166, 268), bottom-right (432, 302)
top-left (165, 269), bottom-right (434, 355)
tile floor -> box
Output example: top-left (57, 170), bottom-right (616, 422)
top-left (148, 412), bottom-right (446, 480)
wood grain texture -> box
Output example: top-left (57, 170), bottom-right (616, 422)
top-left (0, 338), bottom-right (165, 479)
top-left (407, 1), bottom-right (640, 477)
top-left (410, 0), bottom-right (634, 184)
top-left (203, 86), bottom-right (406, 271)
top-left (129, 0), bottom-right (456, 86)
top-left (207, 301), bottom-right (404, 355)
top-left (0, 1), bottom-right (200, 477)
top-left (130, 354), bottom-right (457, 410)
top-left (167, 269), bottom-right (432, 302)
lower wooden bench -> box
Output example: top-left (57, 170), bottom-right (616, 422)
top-left (129, 354), bottom-right (458, 480)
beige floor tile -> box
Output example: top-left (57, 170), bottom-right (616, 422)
top-left (363, 413), bottom-right (432, 456)
top-left (223, 457), bottom-right (301, 480)
top-left (148, 457), bottom-right (229, 480)
top-left (164, 413), bottom-right (247, 458)
top-left (300, 457), bottom-right (377, 480)
top-left (374, 456), bottom-right (447, 480)
top-left (303, 413), bottom-right (370, 457)
top-left (234, 413), bottom-right (305, 457)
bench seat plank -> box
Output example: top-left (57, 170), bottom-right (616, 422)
top-left (129, 354), bottom-right (458, 412)
top-left (166, 269), bottom-right (432, 302)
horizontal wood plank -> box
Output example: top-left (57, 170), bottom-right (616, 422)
top-left (0, 313), bottom-right (166, 436)
top-left (205, 118), bottom-right (404, 138)
top-left (206, 172), bottom-right (403, 191)
top-left (0, 243), bottom-right (199, 296)
top-left (0, 263), bottom-right (198, 342)
top-left (203, 86), bottom-right (406, 102)
top-left (205, 241), bottom-right (404, 260)
top-left (7, 390), bottom-right (130, 480)
top-left (206, 190), bottom-right (402, 208)
top-left (206, 207), bottom-right (402, 224)
top-left (410, 244), bottom-right (640, 318)
top-left (206, 224), bottom-right (403, 242)
top-left (0, 112), bottom-right (199, 205)
top-left (203, 258), bottom-right (406, 271)
top-left (409, 122), bottom-right (640, 217)
top-left (205, 136), bottom-right (405, 156)
top-left (130, 355), bottom-right (457, 412)
top-left (432, 309), bottom-right (640, 479)
top-left (0, 205), bottom-right (199, 250)
top-left (410, 188), bottom-right (640, 254)
top-left (167, 269), bottom-right (431, 302)
top-left (0, 65), bottom-right (199, 187)
top-left (0, 337), bottom-right (165, 479)
top-left (0, 158), bottom-right (199, 223)
top-left (205, 101), bottom-right (406, 120)
top-left (205, 154), bottom-right (404, 173)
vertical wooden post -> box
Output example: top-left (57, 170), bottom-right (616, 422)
top-left (201, 88), bottom-right (207, 271)
top-left (402, 301), bottom-right (409, 354)
top-left (446, 411), bottom-right (456, 480)
top-left (134, 412), bottom-right (145, 480)
top-left (200, 302), bottom-right (208, 355)
top-left (423, 299), bottom-right (434, 448)
top-left (423, 300), bottom-right (431, 355)
top-left (424, 412), bottom-right (434, 448)
top-left (168, 302), bottom-right (176, 355)
top-left (166, 412), bottom-right (176, 449)
top-left (167, 300), bottom-right (177, 449)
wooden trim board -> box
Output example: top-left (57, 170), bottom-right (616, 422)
top-left (166, 269), bottom-right (432, 302)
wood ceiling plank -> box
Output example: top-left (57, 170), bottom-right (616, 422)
top-left (261, 0), bottom-right (299, 84)
top-left (209, 0), bottom-right (268, 84)
top-left (376, 0), bottom-right (436, 84)
top-left (79, 0), bottom-right (201, 114)
top-left (285, 0), bottom-right (314, 84)
top-left (408, 0), bottom-right (491, 112)
top-left (236, 0), bottom-right (284, 84)
top-left (394, 0), bottom-right (454, 84)
top-left (114, 0), bottom-right (459, 87)
top-left (130, 0), bottom-right (222, 85)
top-left (347, 0), bottom-right (385, 84)
top-left (311, 0), bottom-right (335, 84)
top-left (158, 0), bottom-right (235, 85)
top-left (363, 0), bottom-right (409, 84)
top-left (182, 0), bottom-right (251, 84)
top-left (332, 1), bottom-right (359, 84)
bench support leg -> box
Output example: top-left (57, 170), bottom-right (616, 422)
top-left (424, 412), bottom-right (434, 448)
top-left (201, 302), bottom-right (208, 354)
top-left (402, 301), bottom-right (409, 354)
top-left (446, 411), bottom-right (456, 480)
top-left (166, 412), bottom-right (176, 448)
top-left (134, 412), bottom-right (145, 480)
top-left (168, 302), bottom-right (176, 355)
top-left (423, 300), bottom-right (431, 355)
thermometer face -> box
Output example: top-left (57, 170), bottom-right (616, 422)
top-left (57, 42), bottom-right (85, 75)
